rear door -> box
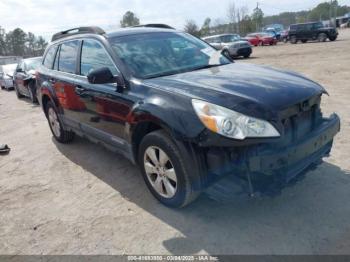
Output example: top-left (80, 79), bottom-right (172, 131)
top-left (50, 40), bottom-right (83, 131)
top-left (15, 61), bottom-right (28, 95)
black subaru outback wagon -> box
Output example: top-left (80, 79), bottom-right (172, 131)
top-left (37, 26), bottom-right (340, 207)
top-left (288, 22), bottom-right (338, 44)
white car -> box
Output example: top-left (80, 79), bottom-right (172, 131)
top-left (202, 34), bottom-right (252, 58)
top-left (0, 63), bottom-right (17, 90)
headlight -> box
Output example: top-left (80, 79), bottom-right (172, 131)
top-left (192, 99), bottom-right (280, 140)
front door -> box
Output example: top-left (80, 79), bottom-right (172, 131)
top-left (73, 39), bottom-right (134, 148)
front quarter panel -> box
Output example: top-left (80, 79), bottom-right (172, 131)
top-left (127, 82), bottom-right (205, 142)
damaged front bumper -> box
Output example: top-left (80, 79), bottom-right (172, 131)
top-left (204, 114), bottom-right (340, 194)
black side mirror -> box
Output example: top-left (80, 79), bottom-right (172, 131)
top-left (87, 67), bottom-right (115, 84)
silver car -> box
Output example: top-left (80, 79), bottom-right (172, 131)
top-left (0, 63), bottom-right (17, 90)
top-left (202, 34), bottom-right (252, 58)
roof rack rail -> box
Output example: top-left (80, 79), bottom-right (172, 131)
top-left (133, 24), bottom-right (175, 29)
top-left (51, 26), bottom-right (106, 42)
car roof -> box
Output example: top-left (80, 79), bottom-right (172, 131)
top-left (290, 22), bottom-right (322, 26)
top-left (203, 34), bottom-right (239, 39)
top-left (106, 27), bottom-right (177, 38)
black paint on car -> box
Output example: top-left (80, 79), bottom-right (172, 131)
top-left (36, 26), bottom-right (340, 207)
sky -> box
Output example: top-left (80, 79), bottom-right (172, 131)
top-left (0, 0), bottom-right (350, 40)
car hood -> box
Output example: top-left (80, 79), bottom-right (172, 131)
top-left (143, 63), bottom-right (326, 120)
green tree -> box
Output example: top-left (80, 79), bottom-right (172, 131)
top-left (0, 27), bottom-right (6, 55)
top-left (26, 32), bottom-right (36, 56)
top-left (6, 28), bottom-right (27, 56)
top-left (200, 18), bottom-right (211, 36)
top-left (120, 11), bottom-right (140, 28)
top-left (252, 4), bottom-right (264, 31)
top-left (184, 20), bottom-right (201, 37)
top-left (35, 36), bottom-right (48, 56)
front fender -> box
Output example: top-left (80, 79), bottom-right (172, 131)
top-left (127, 92), bottom-right (205, 142)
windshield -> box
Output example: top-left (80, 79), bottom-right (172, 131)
top-left (25, 58), bottom-right (41, 71)
top-left (221, 34), bottom-right (240, 42)
top-left (109, 32), bottom-right (231, 79)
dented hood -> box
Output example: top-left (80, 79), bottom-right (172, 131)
top-left (144, 63), bottom-right (326, 120)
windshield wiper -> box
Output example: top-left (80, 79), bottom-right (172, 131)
top-left (191, 64), bottom-right (225, 71)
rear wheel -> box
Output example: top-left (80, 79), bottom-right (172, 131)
top-left (139, 130), bottom-right (199, 208)
top-left (46, 101), bottom-right (75, 143)
top-left (318, 33), bottom-right (327, 42)
top-left (243, 54), bottom-right (251, 58)
top-left (301, 39), bottom-right (308, 43)
top-left (290, 36), bottom-right (297, 44)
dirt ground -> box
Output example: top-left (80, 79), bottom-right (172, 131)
top-left (1, 29), bottom-right (350, 255)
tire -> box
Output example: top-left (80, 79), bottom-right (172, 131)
top-left (14, 83), bottom-right (24, 98)
top-left (1, 86), bottom-right (4, 90)
top-left (290, 36), bottom-right (297, 44)
top-left (243, 54), bottom-right (250, 58)
top-left (28, 82), bottom-right (38, 104)
top-left (138, 130), bottom-right (199, 208)
top-left (45, 101), bottom-right (75, 143)
top-left (318, 33), bottom-right (327, 42)
top-left (329, 36), bottom-right (337, 41)
top-left (222, 49), bottom-right (231, 59)
top-left (301, 39), bottom-right (308, 43)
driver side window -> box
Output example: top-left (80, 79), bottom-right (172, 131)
top-left (80, 39), bottom-right (118, 76)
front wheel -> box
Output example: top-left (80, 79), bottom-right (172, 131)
top-left (45, 101), bottom-right (75, 143)
top-left (139, 130), bottom-right (199, 208)
top-left (14, 83), bottom-right (24, 98)
top-left (329, 36), bottom-right (337, 41)
top-left (318, 33), bottom-right (327, 42)
top-left (244, 54), bottom-right (251, 58)
top-left (222, 49), bottom-right (231, 59)
top-left (28, 82), bottom-right (38, 104)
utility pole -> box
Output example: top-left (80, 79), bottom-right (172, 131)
top-left (255, 2), bottom-right (259, 31)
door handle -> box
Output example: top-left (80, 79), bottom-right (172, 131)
top-left (75, 85), bottom-right (86, 94)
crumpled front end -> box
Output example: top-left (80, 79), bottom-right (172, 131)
top-left (199, 95), bottom-right (340, 195)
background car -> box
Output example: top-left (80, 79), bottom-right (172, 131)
top-left (246, 33), bottom-right (278, 46)
top-left (13, 57), bottom-right (42, 103)
top-left (288, 22), bottom-right (338, 44)
top-left (203, 34), bottom-right (252, 58)
top-left (0, 63), bottom-right (17, 90)
top-left (280, 29), bottom-right (290, 43)
top-left (263, 24), bottom-right (284, 40)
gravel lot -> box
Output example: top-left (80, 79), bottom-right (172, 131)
top-left (1, 29), bottom-right (350, 255)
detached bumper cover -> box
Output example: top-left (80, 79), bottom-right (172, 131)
top-left (249, 114), bottom-right (340, 179)
top-left (204, 114), bottom-right (340, 191)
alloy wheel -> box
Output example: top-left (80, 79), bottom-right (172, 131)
top-left (144, 146), bottom-right (177, 198)
top-left (48, 107), bottom-right (61, 138)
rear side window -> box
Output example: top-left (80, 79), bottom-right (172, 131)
top-left (80, 39), bottom-right (118, 76)
top-left (58, 40), bottom-right (79, 74)
top-left (43, 46), bottom-right (57, 69)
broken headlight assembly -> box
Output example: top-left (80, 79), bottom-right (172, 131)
top-left (192, 99), bottom-right (280, 140)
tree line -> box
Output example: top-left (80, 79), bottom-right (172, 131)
top-left (119, 1), bottom-right (349, 38)
top-left (0, 27), bottom-right (48, 57)
top-left (184, 0), bottom-right (350, 37)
